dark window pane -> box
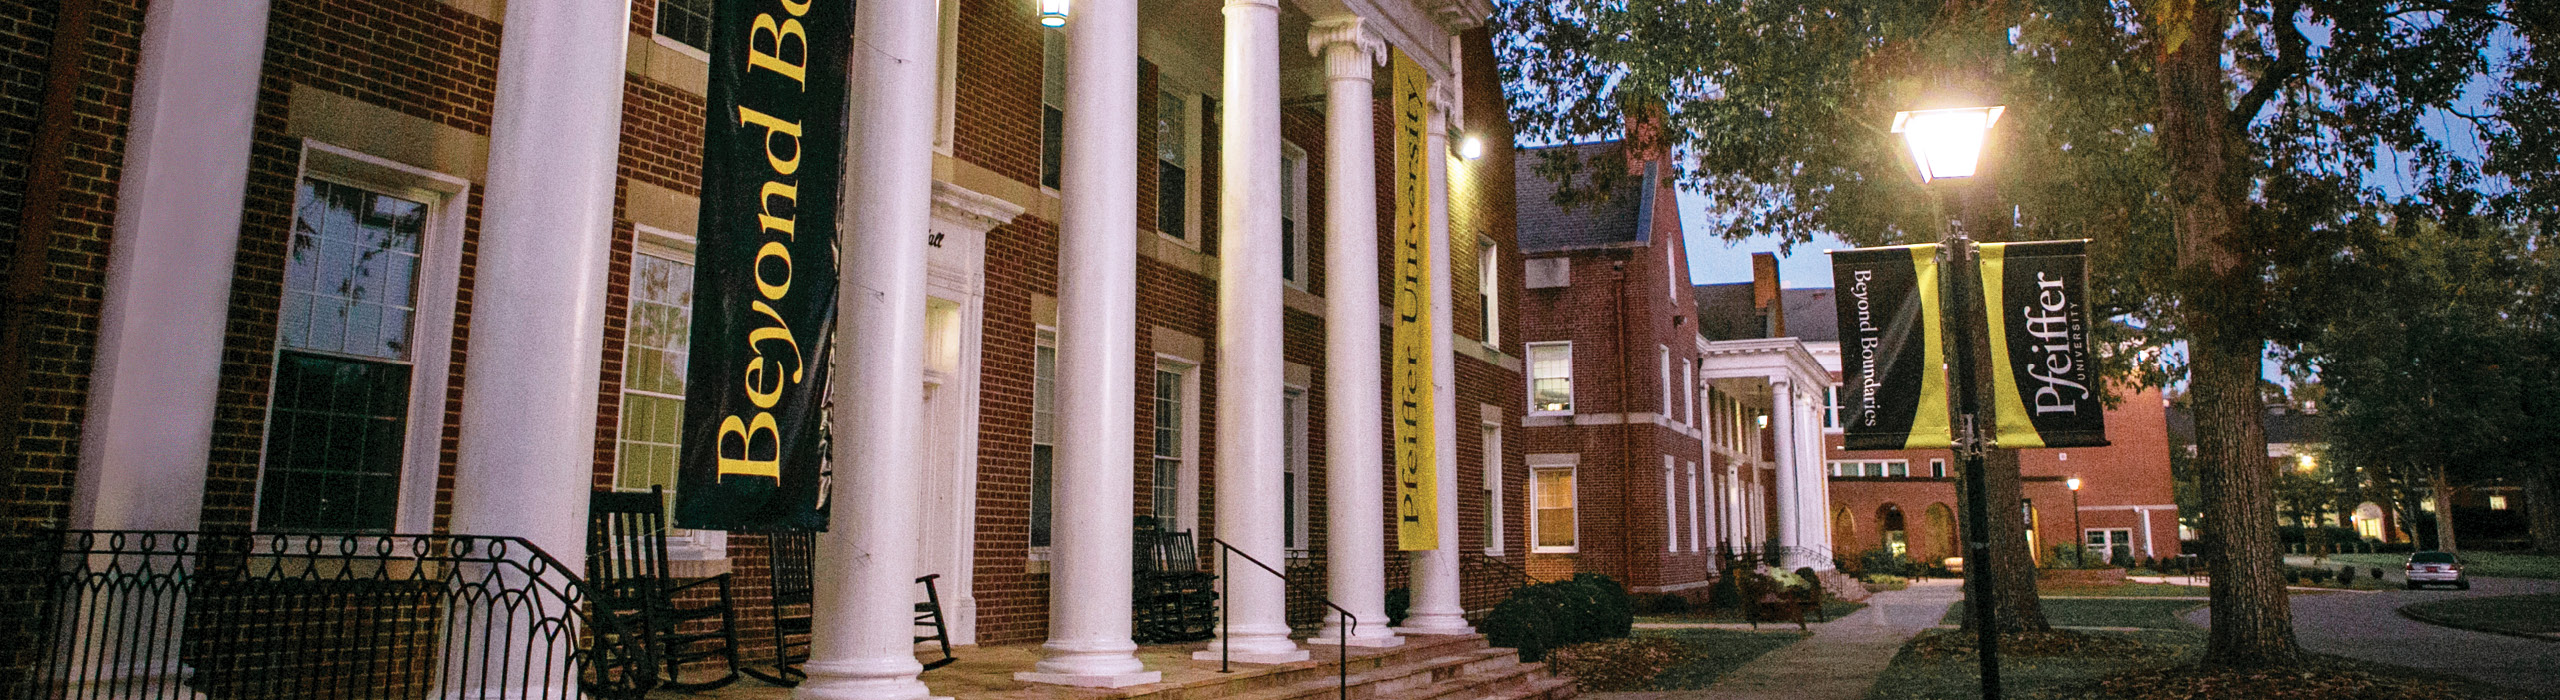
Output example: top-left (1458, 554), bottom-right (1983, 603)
top-left (1158, 164), bottom-right (1185, 238)
top-left (1030, 444), bottom-right (1054, 548)
top-left (1041, 106), bottom-right (1065, 189)
top-left (656, 0), bottom-right (714, 52)
top-left (259, 351), bottom-right (410, 531)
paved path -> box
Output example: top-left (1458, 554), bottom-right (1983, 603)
top-left (2181, 573), bottom-right (2560, 693)
top-left (1593, 579), bottom-right (1964, 700)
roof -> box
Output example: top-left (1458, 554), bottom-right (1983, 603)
top-left (1693, 282), bottom-right (1761, 340)
top-left (1515, 142), bottom-right (1655, 253)
top-left (1780, 288), bottom-right (1840, 342)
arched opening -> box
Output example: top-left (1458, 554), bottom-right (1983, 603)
top-left (2351, 502), bottom-right (2387, 542)
top-left (1877, 503), bottom-right (1907, 558)
top-left (1831, 506), bottom-right (1858, 556)
top-left (1923, 503), bottom-right (1957, 562)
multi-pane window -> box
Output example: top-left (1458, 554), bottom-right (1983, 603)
top-left (1152, 366), bottom-right (1186, 529)
top-left (1930, 458), bottom-right (1947, 478)
top-left (1533, 467), bottom-right (1577, 552)
top-left (1528, 342), bottom-right (1572, 414)
top-left (1156, 91), bottom-right (1189, 238)
top-left (1039, 29), bottom-right (1066, 189)
top-left (1030, 329), bottom-right (1058, 547)
top-left (615, 232), bottom-right (696, 501)
top-left (260, 178), bottom-right (428, 531)
top-left (1482, 424), bottom-right (1503, 555)
top-left (1284, 387), bottom-right (1310, 550)
top-left (1827, 460), bottom-right (1910, 478)
top-left (1823, 384), bottom-right (1841, 430)
top-left (1281, 144), bottom-right (1307, 287)
top-left (1478, 244), bottom-right (1500, 346)
top-left (655, 0), bottom-right (714, 54)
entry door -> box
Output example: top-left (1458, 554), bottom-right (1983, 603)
top-left (2085, 529), bottom-right (2134, 563)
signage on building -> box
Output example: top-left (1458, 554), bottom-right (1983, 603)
top-left (1391, 48), bottom-right (1438, 551)
top-left (1979, 240), bottom-right (2108, 448)
top-left (1828, 244), bottom-right (1953, 451)
top-left (676, 0), bottom-right (851, 531)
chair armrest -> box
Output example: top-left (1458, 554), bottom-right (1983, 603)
top-left (665, 573), bottom-right (734, 595)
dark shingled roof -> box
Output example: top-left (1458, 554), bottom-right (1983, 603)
top-left (1694, 283), bottom-right (1760, 340)
top-left (1515, 142), bottom-right (1655, 253)
top-left (1781, 288), bottom-right (1840, 342)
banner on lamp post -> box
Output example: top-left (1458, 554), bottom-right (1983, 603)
top-left (1390, 48), bottom-right (1438, 552)
top-left (675, 0), bottom-right (850, 532)
top-left (1978, 240), bottom-right (2109, 448)
top-left (1829, 244), bottom-right (1953, 451)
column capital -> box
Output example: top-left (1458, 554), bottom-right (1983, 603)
top-left (1306, 17), bottom-right (1385, 70)
top-left (1427, 81), bottom-right (1460, 128)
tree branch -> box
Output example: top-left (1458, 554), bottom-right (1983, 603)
top-left (2230, 0), bottom-right (2310, 132)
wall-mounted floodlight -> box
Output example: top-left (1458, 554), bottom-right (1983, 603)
top-left (1458, 135), bottom-right (1486, 160)
top-left (1891, 106), bottom-right (2005, 182)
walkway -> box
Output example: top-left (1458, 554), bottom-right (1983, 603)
top-left (2181, 573), bottom-right (2560, 693)
top-left (1593, 579), bottom-right (1965, 700)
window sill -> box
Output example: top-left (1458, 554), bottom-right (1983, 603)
top-left (1531, 547), bottom-right (1579, 555)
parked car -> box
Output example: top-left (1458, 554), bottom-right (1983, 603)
top-left (2404, 551), bottom-right (2469, 590)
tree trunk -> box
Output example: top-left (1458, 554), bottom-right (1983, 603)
top-left (2431, 464), bottom-right (2459, 553)
top-left (2527, 468), bottom-right (2560, 553)
top-left (1981, 449), bottom-right (2049, 632)
top-left (2156, 0), bottom-right (2301, 669)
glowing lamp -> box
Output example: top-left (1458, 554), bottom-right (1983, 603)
top-left (1458, 135), bottom-right (1486, 160)
top-left (1890, 106), bottom-right (2005, 182)
top-left (1038, 0), bottom-right (1069, 27)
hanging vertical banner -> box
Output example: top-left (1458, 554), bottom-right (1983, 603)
top-left (675, 0), bottom-right (851, 532)
top-left (1390, 49), bottom-right (1438, 551)
top-left (1979, 240), bottom-right (2109, 448)
top-left (1828, 244), bottom-right (1954, 451)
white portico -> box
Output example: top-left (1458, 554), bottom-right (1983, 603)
top-left (1699, 337), bottom-right (1836, 570)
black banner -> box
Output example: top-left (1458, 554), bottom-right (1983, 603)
top-left (1979, 240), bottom-right (2108, 448)
top-left (1829, 245), bottom-right (1953, 451)
top-left (675, 0), bottom-right (850, 531)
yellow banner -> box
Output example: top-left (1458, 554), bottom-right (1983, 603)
top-left (1391, 49), bottom-right (1437, 551)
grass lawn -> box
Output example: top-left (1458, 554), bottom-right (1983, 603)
top-left (2402, 594), bottom-right (2560, 637)
top-left (1636, 598), bottom-right (1868, 625)
top-left (1863, 628), bottom-right (2521, 700)
top-left (1939, 597), bottom-right (2202, 630)
top-left (2036, 582), bottom-right (2208, 598)
top-left (2327, 551), bottom-right (2560, 580)
top-left (1634, 628), bottom-right (1809, 690)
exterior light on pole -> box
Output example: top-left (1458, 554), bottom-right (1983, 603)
top-left (1891, 106), bottom-right (2004, 182)
top-left (2068, 477), bottom-right (2086, 565)
top-left (1038, 0), bottom-right (1069, 27)
top-left (1898, 101), bottom-right (2005, 700)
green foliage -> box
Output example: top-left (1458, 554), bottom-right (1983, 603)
top-left (2336, 566), bottom-right (2357, 587)
top-left (1859, 549), bottom-right (1917, 577)
top-left (1631, 592), bottom-right (1691, 616)
top-left (2048, 543), bottom-right (2112, 570)
top-left (1707, 572), bottom-right (1743, 610)
top-left (1483, 574), bottom-right (1636, 662)
top-left (1385, 587), bottom-right (1409, 628)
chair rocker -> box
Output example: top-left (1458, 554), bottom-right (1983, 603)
top-left (746, 531), bottom-right (957, 687)
top-left (588, 487), bottom-right (743, 691)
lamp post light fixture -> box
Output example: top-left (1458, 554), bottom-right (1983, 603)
top-left (1038, 0), bottom-right (1069, 27)
top-left (2068, 477), bottom-right (2086, 565)
top-left (1896, 102), bottom-right (2006, 700)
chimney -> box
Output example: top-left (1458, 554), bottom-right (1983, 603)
top-left (1751, 253), bottom-right (1786, 337)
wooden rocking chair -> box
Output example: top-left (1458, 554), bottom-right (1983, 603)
top-left (587, 487), bottom-right (743, 691)
top-left (745, 530), bottom-right (956, 687)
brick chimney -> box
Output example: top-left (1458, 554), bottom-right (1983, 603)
top-left (1751, 252), bottom-right (1786, 337)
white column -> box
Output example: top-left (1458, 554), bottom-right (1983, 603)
top-left (2138, 508), bottom-right (2156, 558)
top-left (1799, 392), bottom-right (1833, 569)
top-left (1197, 0), bottom-right (1307, 665)
top-left (1307, 17), bottom-right (1402, 649)
top-left (798, 0), bottom-right (940, 697)
top-left (1770, 378), bottom-right (1807, 568)
top-left (1017, 0), bottom-right (1160, 687)
top-left (1398, 87), bottom-right (1471, 636)
top-left (60, 4), bottom-right (268, 697)
top-left (70, 0), bottom-right (270, 535)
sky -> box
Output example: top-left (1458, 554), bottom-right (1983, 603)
top-left (1677, 188), bottom-right (1845, 288)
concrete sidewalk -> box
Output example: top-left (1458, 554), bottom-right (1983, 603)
top-left (1592, 578), bottom-right (1965, 700)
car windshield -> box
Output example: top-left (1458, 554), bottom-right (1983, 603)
top-left (2411, 552), bottom-right (2457, 564)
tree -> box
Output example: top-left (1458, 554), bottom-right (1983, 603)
top-left (1497, 0), bottom-right (2557, 670)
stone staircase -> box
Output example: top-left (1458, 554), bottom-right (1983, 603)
top-left (1124, 634), bottom-right (1575, 700)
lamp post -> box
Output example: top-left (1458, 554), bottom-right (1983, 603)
top-left (2068, 477), bottom-right (2086, 565)
top-left (1893, 103), bottom-right (2004, 700)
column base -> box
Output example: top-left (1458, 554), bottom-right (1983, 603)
top-left (1392, 615), bottom-right (1475, 637)
top-left (794, 660), bottom-right (940, 700)
top-left (1016, 643), bottom-right (1160, 689)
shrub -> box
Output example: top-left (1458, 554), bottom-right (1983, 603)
top-left (1386, 587), bottom-right (1410, 627)
top-left (1630, 592), bottom-right (1690, 616)
top-left (2285, 568), bottom-right (2302, 584)
top-left (1706, 572), bottom-right (1744, 610)
top-left (1483, 574), bottom-right (1634, 662)
top-left (2303, 568), bottom-right (2332, 584)
top-left (2335, 566), bottom-right (2357, 587)
top-left (2370, 567), bottom-right (2386, 581)
top-left (1858, 549), bottom-right (1914, 577)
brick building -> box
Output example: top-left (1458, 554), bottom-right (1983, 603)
top-left (1513, 144), bottom-right (1835, 594)
top-left (0, 0), bottom-right (1539, 695)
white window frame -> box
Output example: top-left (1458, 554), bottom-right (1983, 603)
top-left (1930, 458), bottom-right (1947, 478)
top-left (1028, 326), bottom-right (1059, 557)
top-left (1824, 384), bottom-right (1842, 431)
top-left (1527, 341), bottom-right (1573, 416)
top-left (934, 0), bottom-right (959, 154)
top-left (1682, 360), bottom-right (1696, 427)
top-left (1659, 345), bottom-right (1672, 419)
top-left (1482, 422), bottom-right (1504, 555)
top-left (1478, 243), bottom-right (1500, 347)
top-left (1038, 27), bottom-right (1067, 192)
top-left (1154, 86), bottom-right (1202, 248)
top-left (650, 0), bottom-right (715, 61)
top-left (1530, 454), bottom-right (1579, 554)
top-left (252, 140), bottom-right (469, 535)
top-left (1284, 384), bottom-right (1311, 552)
top-left (611, 224), bottom-right (727, 560)
top-left (1664, 456), bottom-right (1679, 552)
top-left (1154, 356), bottom-right (1202, 534)
top-left (1281, 142), bottom-right (1309, 290)
top-left (1687, 461), bottom-right (1704, 552)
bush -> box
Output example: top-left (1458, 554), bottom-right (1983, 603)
top-left (1630, 592), bottom-right (1690, 616)
top-left (2336, 566), bottom-right (2357, 587)
top-left (2303, 568), bottom-right (2332, 584)
top-left (1482, 573), bottom-right (1634, 662)
top-left (1386, 587), bottom-right (1410, 627)
top-left (1858, 549), bottom-right (1914, 577)
top-left (1862, 573), bottom-right (1909, 591)
top-left (2285, 568), bottom-right (2302, 584)
top-left (1707, 572), bottom-right (1744, 610)
top-left (2048, 543), bottom-right (2109, 569)
top-left (2370, 567), bottom-right (2386, 581)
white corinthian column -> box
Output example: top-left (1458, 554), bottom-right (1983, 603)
top-left (1306, 16), bottom-right (1403, 649)
top-left (1196, 0), bottom-right (1308, 665)
top-left (1397, 84), bottom-right (1472, 636)
top-left (1017, 0), bottom-right (1160, 688)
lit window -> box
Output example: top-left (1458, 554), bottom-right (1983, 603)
top-left (615, 233), bottom-right (695, 497)
top-left (1528, 342), bottom-right (1573, 414)
top-left (654, 0), bottom-right (714, 54)
top-left (1533, 466), bottom-right (1578, 552)
top-left (2490, 495), bottom-right (2510, 511)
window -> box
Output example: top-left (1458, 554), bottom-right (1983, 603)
top-left (1152, 366), bottom-right (1187, 529)
top-left (654, 0), bottom-right (714, 54)
top-left (1930, 458), bottom-right (1947, 478)
top-left (1156, 91), bottom-right (1189, 239)
top-left (1284, 387), bottom-right (1310, 550)
top-left (1687, 462), bottom-right (1704, 552)
top-left (1030, 329), bottom-right (1058, 547)
top-left (1823, 384), bottom-right (1841, 430)
top-left (1039, 29), bottom-right (1067, 189)
top-left (1281, 143), bottom-right (1308, 288)
top-left (1528, 342), bottom-right (1572, 414)
top-left (1478, 244), bottom-right (1499, 346)
top-left (2491, 495), bottom-right (2510, 510)
top-left (259, 177), bottom-right (430, 531)
top-left (1533, 464), bottom-right (1577, 552)
top-left (1827, 460), bottom-right (1910, 477)
top-left (1682, 361), bottom-right (1696, 426)
top-left (1482, 423), bottom-right (1504, 555)
top-left (1659, 345), bottom-right (1672, 418)
top-left (1664, 456), bottom-right (1679, 552)
top-left (615, 230), bottom-right (696, 498)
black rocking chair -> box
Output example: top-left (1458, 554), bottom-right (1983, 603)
top-left (745, 530), bottom-right (957, 687)
top-left (588, 487), bottom-right (744, 691)
top-left (1132, 517), bottom-right (1218, 643)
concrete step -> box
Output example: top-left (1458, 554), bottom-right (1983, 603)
top-left (1224, 648), bottom-right (1522, 700)
top-left (1116, 635), bottom-right (1489, 700)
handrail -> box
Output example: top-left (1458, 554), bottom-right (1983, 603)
top-left (1201, 537), bottom-right (1354, 700)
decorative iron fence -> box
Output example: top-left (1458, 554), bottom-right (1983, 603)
top-left (5, 530), bottom-right (650, 700)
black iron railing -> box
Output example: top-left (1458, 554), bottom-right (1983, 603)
top-left (1202, 537), bottom-right (1353, 700)
top-left (9, 530), bottom-right (649, 700)
top-left (1712, 545), bottom-right (1837, 572)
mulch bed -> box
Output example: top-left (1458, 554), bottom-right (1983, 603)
top-left (1542, 637), bottom-right (1693, 691)
top-left (1906, 628), bottom-right (2164, 660)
